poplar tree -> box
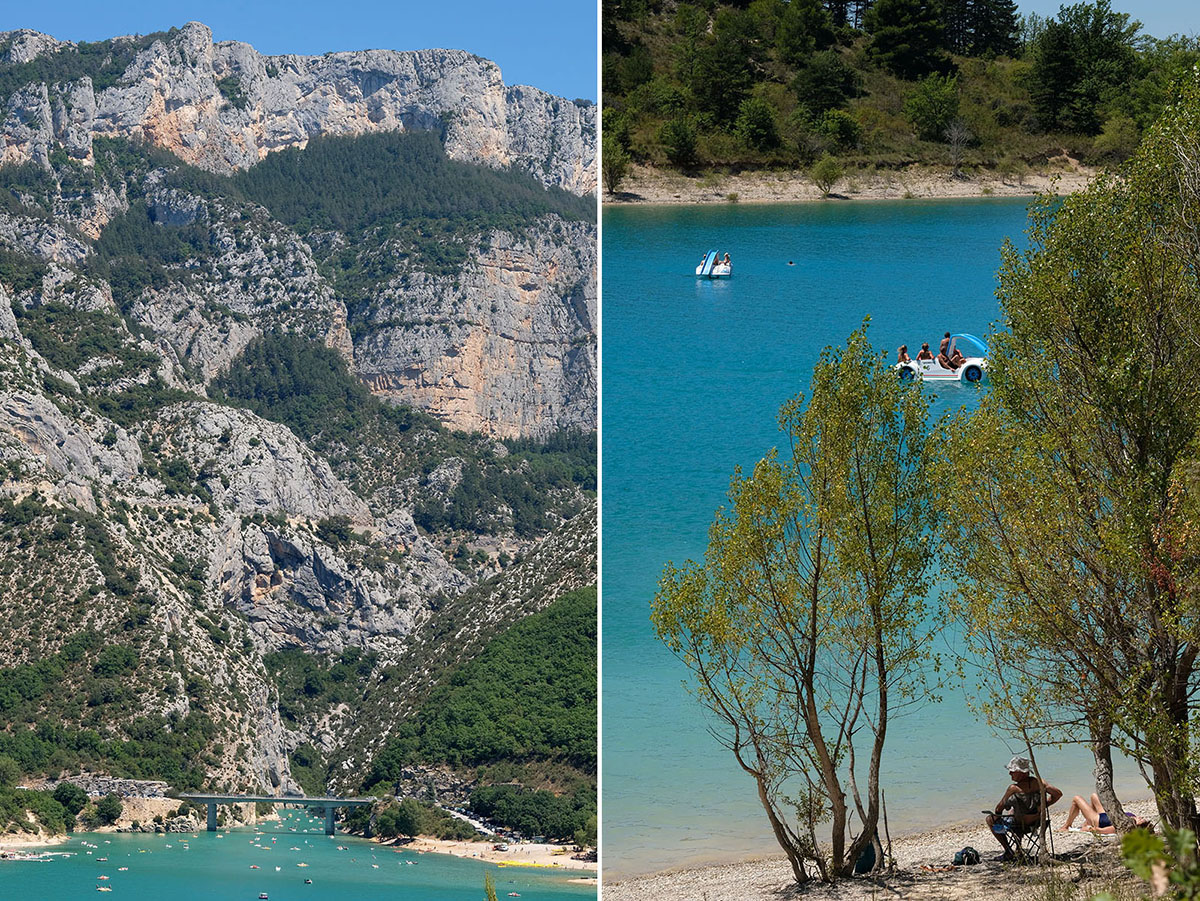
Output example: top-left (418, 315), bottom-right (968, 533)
top-left (939, 71), bottom-right (1200, 829)
top-left (653, 327), bottom-right (939, 883)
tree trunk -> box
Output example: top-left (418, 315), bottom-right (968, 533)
top-left (1147, 645), bottom-right (1198, 830)
top-left (752, 770), bottom-right (807, 885)
top-left (1090, 719), bottom-right (1126, 825)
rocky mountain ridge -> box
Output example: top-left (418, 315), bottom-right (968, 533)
top-left (1, 22), bottom-right (597, 195)
top-left (1, 87), bottom-right (596, 440)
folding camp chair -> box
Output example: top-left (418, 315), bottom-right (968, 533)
top-left (989, 814), bottom-right (1046, 863)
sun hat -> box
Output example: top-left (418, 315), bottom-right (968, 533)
top-left (1007, 755), bottom-right (1033, 775)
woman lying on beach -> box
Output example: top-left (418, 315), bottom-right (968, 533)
top-left (1059, 794), bottom-right (1154, 833)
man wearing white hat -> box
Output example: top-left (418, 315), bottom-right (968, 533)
top-left (984, 755), bottom-right (1063, 860)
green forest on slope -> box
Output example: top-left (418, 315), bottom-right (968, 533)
top-left (362, 587), bottom-right (597, 839)
top-left (232, 131), bottom-right (596, 233)
top-left (76, 129), bottom-right (593, 298)
top-left (602, 0), bottom-right (1199, 179)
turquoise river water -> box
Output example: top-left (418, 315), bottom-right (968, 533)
top-left (601, 198), bottom-right (1144, 880)
top-left (0, 810), bottom-right (595, 899)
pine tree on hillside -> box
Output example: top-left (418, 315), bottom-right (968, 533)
top-left (972, 0), bottom-right (1020, 56)
top-left (942, 0), bottom-right (973, 54)
top-left (864, 0), bottom-right (950, 79)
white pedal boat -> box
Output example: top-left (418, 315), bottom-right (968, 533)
top-left (696, 250), bottom-right (732, 279)
top-left (895, 333), bottom-right (988, 382)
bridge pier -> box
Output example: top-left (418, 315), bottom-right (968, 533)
top-left (179, 794), bottom-right (370, 836)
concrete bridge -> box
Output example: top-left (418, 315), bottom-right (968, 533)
top-left (179, 794), bottom-right (374, 835)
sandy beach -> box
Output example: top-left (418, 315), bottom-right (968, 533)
top-left (0, 831), bottom-right (70, 850)
top-left (604, 800), bottom-right (1157, 901)
top-left (398, 835), bottom-right (596, 879)
top-left (606, 161), bottom-right (1097, 206)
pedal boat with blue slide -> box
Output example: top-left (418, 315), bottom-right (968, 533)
top-left (695, 250), bottom-right (732, 279)
top-left (895, 333), bottom-right (988, 382)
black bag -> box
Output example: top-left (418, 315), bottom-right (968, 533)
top-left (953, 846), bottom-right (980, 865)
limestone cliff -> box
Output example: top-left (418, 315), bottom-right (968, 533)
top-left (0, 22), bottom-right (597, 195)
top-left (0, 25), bottom-right (597, 439)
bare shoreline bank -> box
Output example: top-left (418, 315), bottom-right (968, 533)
top-left (604, 800), bottom-right (1156, 901)
top-left (605, 162), bottom-right (1097, 206)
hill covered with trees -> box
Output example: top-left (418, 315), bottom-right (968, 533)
top-left (602, 0), bottom-right (1199, 185)
top-left (362, 587), bottom-right (597, 841)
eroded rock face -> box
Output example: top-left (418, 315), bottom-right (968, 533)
top-left (158, 404), bottom-right (360, 517)
top-left (0, 391), bottom-right (142, 486)
top-left (357, 219), bottom-right (597, 438)
top-left (0, 30), bottom-right (71, 65)
top-left (1, 22), bottom-right (596, 195)
top-left (216, 517), bottom-right (469, 657)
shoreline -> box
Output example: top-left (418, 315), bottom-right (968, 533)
top-left (605, 162), bottom-right (1097, 206)
top-left (0, 801), bottom-right (596, 883)
top-left (604, 800), bottom-right (1156, 901)
top-left (391, 835), bottom-right (597, 882)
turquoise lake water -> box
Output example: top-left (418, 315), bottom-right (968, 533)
top-left (0, 810), bottom-right (594, 899)
top-left (601, 198), bottom-right (1144, 880)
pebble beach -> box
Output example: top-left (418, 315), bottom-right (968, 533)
top-left (603, 800), bottom-right (1157, 901)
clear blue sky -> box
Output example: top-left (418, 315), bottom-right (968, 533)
top-left (4, 0), bottom-right (598, 101)
top-left (1019, 1), bottom-right (1197, 39)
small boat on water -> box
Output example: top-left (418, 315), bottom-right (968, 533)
top-left (695, 250), bottom-right (732, 279)
top-left (259, 894), bottom-right (269, 900)
top-left (895, 333), bottom-right (988, 383)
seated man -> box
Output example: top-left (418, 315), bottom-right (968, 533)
top-left (949, 347), bottom-right (965, 368)
top-left (1059, 793), bottom-right (1154, 834)
top-left (985, 756), bottom-right (1062, 861)
top-left (916, 342), bottom-right (934, 360)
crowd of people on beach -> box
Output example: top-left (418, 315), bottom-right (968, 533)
top-left (897, 332), bottom-right (965, 370)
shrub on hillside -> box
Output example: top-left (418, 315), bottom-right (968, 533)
top-left (905, 74), bottom-right (960, 141)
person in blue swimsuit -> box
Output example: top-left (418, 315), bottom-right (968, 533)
top-left (1059, 793), bottom-right (1154, 833)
